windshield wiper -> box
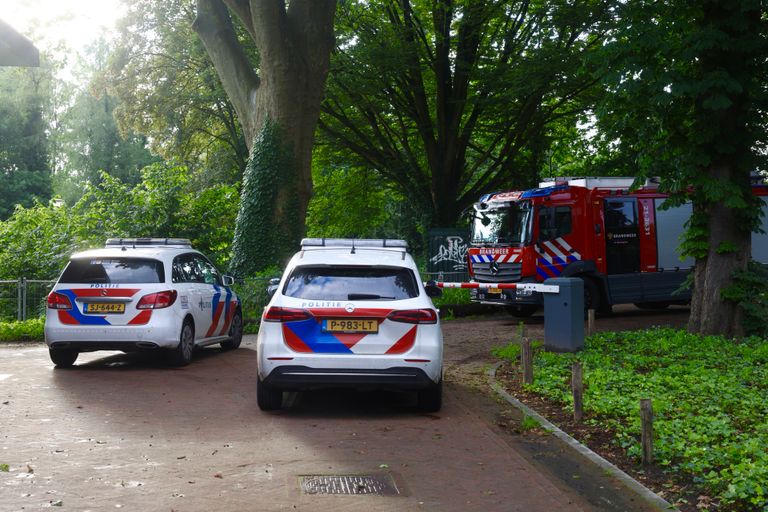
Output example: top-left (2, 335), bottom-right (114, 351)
top-left (347, 293), bottom-right (395, 300)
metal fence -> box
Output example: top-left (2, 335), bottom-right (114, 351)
top-left (0, 279), bottom-right (56, 322)
top-left (422, 271), bottom-right (470, 283)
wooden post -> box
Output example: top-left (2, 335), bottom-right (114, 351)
top-left (640, 399), bottom-right (654, 467)
top-left (571, 362), bottom-right (583, 423)
top-left (521, 337), bottom-right (533, 385)
top-left (586, 309), bottom-right (595, 336)
top-left (518, 321), bottom-right (526, 342)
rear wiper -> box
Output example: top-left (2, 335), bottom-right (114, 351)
top-left (347, 293), bottom-right (395, 300)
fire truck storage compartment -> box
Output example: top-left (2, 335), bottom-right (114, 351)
top-left (654, 200), bottom-right (694, 270)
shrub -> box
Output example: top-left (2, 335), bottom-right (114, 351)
top-left (0, 318), bottom-right (44, 342)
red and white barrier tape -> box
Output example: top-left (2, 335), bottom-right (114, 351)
top-left (430, 282), bottom-right (559, 294)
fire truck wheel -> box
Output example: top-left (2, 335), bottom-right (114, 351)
top-left (507, 304), bottom-right (538, 318)
top-left (582, 278), bottom-right (601, 313)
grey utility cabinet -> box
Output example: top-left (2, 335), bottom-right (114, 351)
top-left (543, 277), bottom-right (584, 352)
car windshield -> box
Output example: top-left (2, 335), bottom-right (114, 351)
top-left (60, 258), bottom-right (165, 284)
top-left (283, 266), bottom-right (419, 300)
top-left (471, 201), bottom-right (532, 245)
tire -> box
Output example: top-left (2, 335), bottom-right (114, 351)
top-left (220, 311), bottom-right (243, 350)
top-left (166, 318), bottom-right (194, 367)
top-left (507, 304), bottom-right (538, 318)
top-left (49, 347), bottom-right (78, 368)
top-left (256, 377), bottom-right (283, 411)
top-left (417, 379), bottom-right (443, 412)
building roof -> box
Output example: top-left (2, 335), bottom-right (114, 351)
top-left (0, 18), bottom-right (40, 67)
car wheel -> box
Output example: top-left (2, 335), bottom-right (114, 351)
top-left (507, 304), bottom-right (538, 318)
top-left (49, 347), bottom-right (78, 368)
top-left (256, 377), bottom-right (283, 411)
top-left (166, 318), bottom-right (194, 367)
top-left (417, 379), bottom-right (443, 412)
top-left (220, 311), bottom-right (243, 350)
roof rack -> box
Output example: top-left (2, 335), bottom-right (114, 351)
top-left (301, 238), bottom-right (408, 250)
top-left (105, 238), bottom-right (193, 248)
top-left (538, 176), bottom-right (662, 190)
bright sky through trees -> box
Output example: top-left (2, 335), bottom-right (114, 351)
top-left (2, 0), bottom-right (123, 52)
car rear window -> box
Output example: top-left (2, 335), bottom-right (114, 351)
top-left (59, 258), bottom-right (165, 284)
top-left (283, 266), bottom-right (419, 300)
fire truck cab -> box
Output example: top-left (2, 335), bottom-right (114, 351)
top-left (467, 177), bottom-right (768, 316)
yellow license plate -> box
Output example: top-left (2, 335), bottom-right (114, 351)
top-left (489, 287), bottom-right (502, 294)
top-left (84, 303), bottom-right (125, 314)
top-left (323, 319), bottom-right (378, 333)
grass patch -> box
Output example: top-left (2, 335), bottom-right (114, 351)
top-left (0, 318), bottom-right (44, 342)
top-left (431, 287), bottom-right (472, 309)
top-left (494, 327), bottom-right (768, 510)
top-left (520, 415), bottom-right (540, 432)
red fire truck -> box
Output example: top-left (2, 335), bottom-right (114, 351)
top-left (467, 177), bottom-right (768, 316)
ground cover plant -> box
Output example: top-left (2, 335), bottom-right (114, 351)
top-left (494, 328), bottom-right (768, 511)
top-left (0, 319), bottom-right (44, 342)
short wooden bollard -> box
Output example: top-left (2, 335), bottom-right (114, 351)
top-left (640, 399), bottom-right (654, 466)
top-left (586, 309), bottom-right (595, 336)
top-left (571, 362), bottom-right (583, 423)
top-left (521, 337), bottom-right (533, 385)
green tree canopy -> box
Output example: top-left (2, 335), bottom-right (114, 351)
top-left (0, 65), bottom-right (52, 219)
top-left (320, 0), bottom-right (610, 227)
top-left (105, 0), bottom-right (249, 186)
top-left (53, 39), bottom-right (158, 205)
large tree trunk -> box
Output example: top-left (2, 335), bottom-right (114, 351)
top-left (686, 1), bottom-right (760, 337)
top-left (193, 0), bottom-right (336, 271)
top-left (687, 168), bottom-right (752, 337)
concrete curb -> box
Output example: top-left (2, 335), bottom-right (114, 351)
top-left (488, 362), bottom-right (676, 511)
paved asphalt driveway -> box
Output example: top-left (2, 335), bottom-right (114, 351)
top-left (1, 308), bottom-right (686, 511)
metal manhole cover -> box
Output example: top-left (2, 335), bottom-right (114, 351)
top-left (299, 474), bottom-right (399, 496)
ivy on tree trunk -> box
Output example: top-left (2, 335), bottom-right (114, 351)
top-left (229, 120), bottom-right (301, 275)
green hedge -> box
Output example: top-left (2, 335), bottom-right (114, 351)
top-left (0, 318), bottom-right (44, 342)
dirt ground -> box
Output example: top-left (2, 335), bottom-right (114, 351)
top-left (0, 305), bottom-right (688, 512)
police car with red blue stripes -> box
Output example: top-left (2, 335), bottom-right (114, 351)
top-left (44, 238), bottom-right (242, 368)
top-left (256, 238), bottom-right (444, 412)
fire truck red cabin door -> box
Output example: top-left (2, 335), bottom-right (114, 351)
top-left (603, 198), bottom-right (640, 274)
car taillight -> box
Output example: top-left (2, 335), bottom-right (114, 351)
top-left (263, 307), bottom-right (312, 322)
top-left (387, 309), bottom-right (438, 324)
top-left (47, 292), bottom-right (72, 310)
top-left (136, 290), bottom-right (178, 309)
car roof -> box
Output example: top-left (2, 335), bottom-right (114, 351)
top-left (290, 246), bottom-right (417, 268)
top-left (68, 246), bottom-right (201, 261)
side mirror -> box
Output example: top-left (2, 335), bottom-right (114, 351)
top-left (425, 280), bottom-right (443, 298)
top-left (266, 277), bottom-right (281, 297)
top-left (222, 275), bottom-right (235, 286)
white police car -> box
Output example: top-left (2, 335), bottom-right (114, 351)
top-left (45, 238), bottom-right (242, 368)
top-left (256, 238), bottom-right (444, 412)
